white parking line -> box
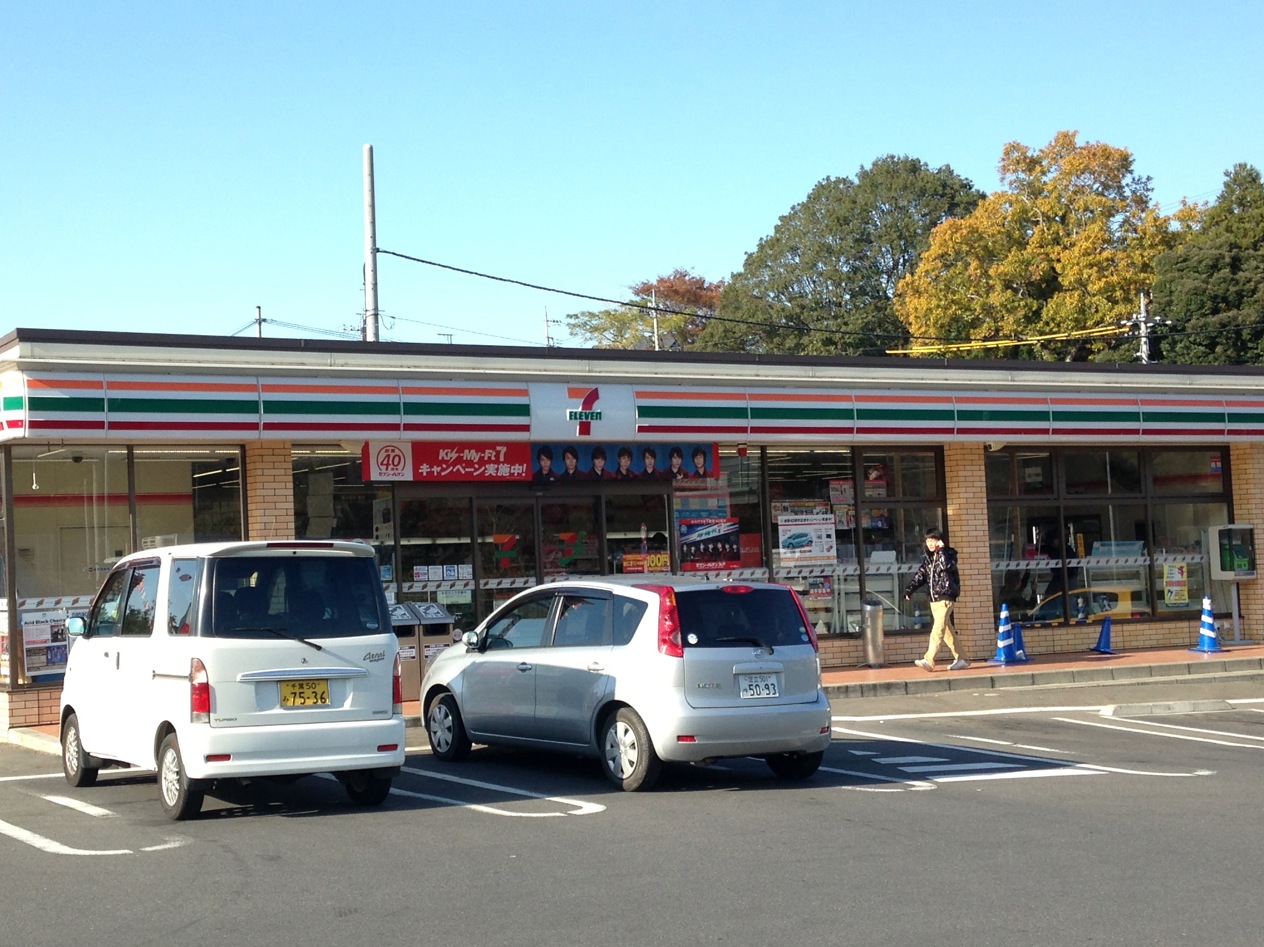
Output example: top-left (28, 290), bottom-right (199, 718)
top-left (951, 735), bottom-right (1071, 754)
top-left (39, 795), bottom-right (115, 818)
top-left (899, 762), bottom-right (1020, 774)
top-left (1116, 719), bottom-right (1264, 742)
top-left (1053, 717), bottom-right (1264, 749)
top-left (0, 818), bottom-right (131, 856)
top-left (398, 766), bottom-right (606, 817)
top-left (0, 773), bottom-right (64, 783)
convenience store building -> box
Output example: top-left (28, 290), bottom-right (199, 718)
top-left (3, 327), bottom-right (1261, 730)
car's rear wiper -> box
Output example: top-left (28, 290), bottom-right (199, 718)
top-left (715, 635), bottom-right (774, 654)
top-left (233, 625), bottom-right (324, 652)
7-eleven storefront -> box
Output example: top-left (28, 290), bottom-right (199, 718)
top-left (3, 327), bottom-right (1263, 730)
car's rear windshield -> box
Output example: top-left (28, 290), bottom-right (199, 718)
top-left (208, 555), bottom-right (387, 639)
top-left (674, 587), bottom-right (811, 649)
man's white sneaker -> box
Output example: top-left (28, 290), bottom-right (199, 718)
top-left (948, 658), bottom-right (970, 671)
top-left (914, 659), bottom-right (934, 672)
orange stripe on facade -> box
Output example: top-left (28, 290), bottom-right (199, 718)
top-left (746, 392), bottom-right (851, 403)
top-left (1048, 397), bottom-right (1139, 406)
top-left (955, 395), bottom-right (1049, 405)
top-left (27, 378), bottom-right (104, 391)
top-left (400, 385), bottom-right (529, 398)
top-left (109, 380), bottom-right (259, 393)
top-left (635, 391), bottom-right (745, 401)
top-left (853, 394), bottom-right (950, 404)
top-left (261, 383), bottom-right (399, 396)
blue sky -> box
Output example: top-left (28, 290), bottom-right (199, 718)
top-left (4, 2), bottom-right (1261, 348)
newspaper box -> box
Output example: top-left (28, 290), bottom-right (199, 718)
top-left (388, 602), bottom-right (456, 702)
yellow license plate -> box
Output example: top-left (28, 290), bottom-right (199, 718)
top-left (279, 679), bottom-right (330, 707)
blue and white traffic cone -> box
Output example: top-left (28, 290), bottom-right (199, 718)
top-left (1012, 620), bottom-right (1027, 661)
top-left (1189, 596), bottom-right (1227, 654)
top-left (988, 603), bottom-right (1027, 665)
top-left (1090, 615), bottom-right (1116, 655)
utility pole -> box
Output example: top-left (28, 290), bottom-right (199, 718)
top-left (651, 290), bottom-right (660, 351)
top-left (363, 144), bottom-right (379, 343)
top-left (255, 305), bottom-right (263, 339)
top-left (1138, 292), bottom-right (1151, 364)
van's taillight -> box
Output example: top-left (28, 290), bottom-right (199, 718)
top-left (392, 652), bottom-right (403, 713)
top-left (190, 657), bottom-right (211, 722)
top-left (638, 585), bottom-right (683, 658)
top-left (790, 590), bottom-right (821, 653)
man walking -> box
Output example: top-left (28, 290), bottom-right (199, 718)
top-left (903, 527), bottom-right (969, 671)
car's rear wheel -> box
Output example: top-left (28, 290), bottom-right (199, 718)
top-left (764, 750), bottom-right (824, 780)
top-left (426, 692), bottom-right (472, 761)
top-left (600, 707), bottom-right (661, 792)
top-left (342, 771), bottom-right (393, 806)
top-left (157, 733), bottom-right (204, 821)
top-left (61, 713), bottom-right (98, 788)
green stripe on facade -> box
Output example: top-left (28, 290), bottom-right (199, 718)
top-left (749, 406), bottom-right (854, 421)
top-left (402, 402), bottom-right (530, 417)
top-left (264, 399), bottom-right (399, 416)
top-left (1141, 410), bottom-right (1225, 425)
top-left (855, 407), bottom-right (954, 422)
top-left (2, 396), bottom-right (23, 411)
top-left (1050, 409), bottom-right (1141, 423)
top-left (28, 395), bottom-right (106, 413)
top-left (956, 408), bottom-right (1050, 423)
top-left (108, 397), bottom-right (258, 415)
top-left (637, 405), bottom-right (749, 420)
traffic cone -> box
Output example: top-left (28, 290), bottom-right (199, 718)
top-left (988, 603), bottom-right (1027, 665)
top-left (1012, 620), bottom-right (1027, 660)
top-left (1090, 616), bottom-right (1116, 655)
top-left (1189, 596), bottom-right (1227, 654)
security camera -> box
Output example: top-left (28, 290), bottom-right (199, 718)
top-left (72, 454), bottom-right (84, 463)
top-left (986, 442), bottom-right (1006, 452)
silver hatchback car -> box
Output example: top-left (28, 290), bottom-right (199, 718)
top-left (420, 577), bottom-right (832, 791)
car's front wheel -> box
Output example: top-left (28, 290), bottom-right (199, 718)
top-left (342, 771), bottom-right (393, 806)
top-left (764, 750), bottom-right (824, 780)
top-left (426, 692), bottom-right (472, 761)
top-left (157, 733), bottom-right (204, 821)
top-left (61, 713), bottom-right (98, 788)
top-left (600, 707), bottom-right (661, 792)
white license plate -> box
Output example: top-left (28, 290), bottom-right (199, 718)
top-left (739, 673), bottom-right (778, 699)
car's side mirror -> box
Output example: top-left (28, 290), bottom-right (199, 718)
top-left (461, 630), bottom-right (479, 650)
top-left (66, 616), bottom-right (87, 638)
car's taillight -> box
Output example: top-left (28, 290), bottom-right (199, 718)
top-left (790, 589), bottom-right (820, 653)
top-left (190, 657), bottom-right (211, 723)
top-left (639, 585), bottom-right (683, 657)
top-left (392, 652), bottom-right (403, 713)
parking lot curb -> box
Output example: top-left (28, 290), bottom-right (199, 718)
top-left (1100, 699), bottom-right (1235, 717)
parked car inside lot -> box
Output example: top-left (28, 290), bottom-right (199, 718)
top-left (1027, 585), bottom-right (1151, 623)
top-left (59, 540), bottom-right (405, 820)
top-left (421, 577), bottom-right (832, 791)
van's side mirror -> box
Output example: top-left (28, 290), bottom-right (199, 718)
top-left (66, 616), bottom-right (87, 638)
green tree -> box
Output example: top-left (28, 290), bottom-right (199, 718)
top-left (565, 269), bottom-right (723, 350)
top-left (896, 131), bottom-right (1197, 361)
top-left (694, 155), bottom-right (983, 355)
top-left (1151, 163), bottom-right (1264, 365)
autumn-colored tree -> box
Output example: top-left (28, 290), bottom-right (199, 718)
top-left (565, 269), bottom-right (723, 349)
top-left (695, 155), bottom-right (982, 355)
top-left (1151, 163), bottom-right (1264, 365)
top-left (895, 131), bottom-right (1198, 361)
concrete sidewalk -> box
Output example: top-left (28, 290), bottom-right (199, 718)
top-left (10, 642), bottom-right (1264, 757)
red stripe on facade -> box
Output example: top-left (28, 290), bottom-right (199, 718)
top-left (748, 426), bottom-right (855, 435)
top-left (28, 420), bottom-right (107, 431)
top-left (635, 425), bottom-right (750, 434)
top-left (110, 421), bottom-right (261, 431)
top-left (262, 422), bottom-right (402, 432)
top-left (402, 423), bottom-right (532, 433)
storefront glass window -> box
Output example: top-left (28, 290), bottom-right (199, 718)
top-left (766, 446), bottom-right (945, 636)
top-left (986, 447), bottom-right (1230, 624)
top-left (134, 447), bottom-right (243, 547)
top-left (397, 495), bottom-right (476, 632)
top-left (10, 445), bottom-right (130, 598)
top-left (1150, 449), bottom-right (1225, 496)
top-left (293, 445), bottom-right (392, 590)
top-left (475, 499), bottom-right (537, 617)
top-left (1064, 450), bottom-right (1142, 495)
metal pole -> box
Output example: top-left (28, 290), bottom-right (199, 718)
top-left (1138, 292), bottom-right (1150, 364)
top-left (256, 305), bottom-right (262, 339)
top-left (363, 144), bottom-right (379, 343)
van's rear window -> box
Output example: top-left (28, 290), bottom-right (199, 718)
top-left (673, 588), bottom-right (810, 649)
top-left (208, 556), bottom-right (386, 639)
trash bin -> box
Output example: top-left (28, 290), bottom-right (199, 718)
top-left (861, 599), bottom-right (884, 667)
top-left (388, 601), bottom-right (456, 702)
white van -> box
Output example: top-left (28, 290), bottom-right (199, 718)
top-left (59, 540), bottom-right (405, 820)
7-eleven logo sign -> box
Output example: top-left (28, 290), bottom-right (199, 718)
top-left (565, 386), bottom-right (602, 436)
